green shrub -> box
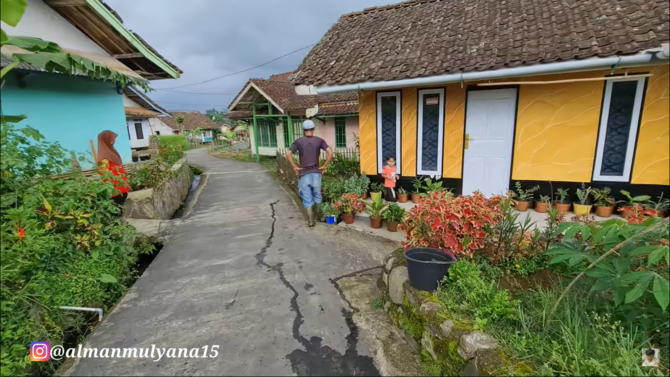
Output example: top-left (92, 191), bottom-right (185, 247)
top-left (126, 145), bottom-right (185, 191)
top-left (1, 123), bottom-right (149, 376)
top-left (158, 135), bottom-right (192, 151)
top-left (437, 261), bottom-right (518, 329)
top-left (322, 177), bottom-right (346, 203)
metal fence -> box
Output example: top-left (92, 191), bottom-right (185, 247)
top-left (276, 147), bottom-right (360, 162)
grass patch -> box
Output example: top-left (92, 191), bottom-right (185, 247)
top-left (211, 149), bottom-right (276, 172)
top-left (159, 135), bottom-right (192, 151)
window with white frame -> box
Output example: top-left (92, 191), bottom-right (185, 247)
top-left (593, 78), bottom-right (645, 182)
top-left (417, 88), bottom-right (445, 176)
top-left (134, 120), bottom-right (144, 140)
top-left (376, 92), bottom-right (401, 173)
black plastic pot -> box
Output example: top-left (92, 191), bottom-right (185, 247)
top-left (405, 248), bottom-right (457, 292)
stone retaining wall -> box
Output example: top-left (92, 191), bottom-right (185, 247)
top-left (381, 249), bottom-right (531, 377)
top-left (123, 157), bottom-right (191, 220)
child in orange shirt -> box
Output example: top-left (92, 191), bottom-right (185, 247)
top-left (381, 156), bottom-right (399, 202)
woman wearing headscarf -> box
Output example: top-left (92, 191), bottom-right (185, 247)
top-left (97, 130), bottom-right (130, 206)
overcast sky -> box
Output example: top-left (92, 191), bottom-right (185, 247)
top-left (106, 0), bottom-right (392, 113)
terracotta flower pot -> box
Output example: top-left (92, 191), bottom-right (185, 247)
top-left (573, 203), bottom-right (593, 216)
top-left (535, 202), bottom-right (549, 213)
top-left (342, 213), bottom-right (355, 224)
top-left (515, 200), bottom-right (531, 212)
top-left (595, 205), bottom-right (614, 218)
top-left (656, 209), bottom-right (667, 218)
top-left (369, 217), bottom-right (382, 229)
top-left (553, 202), bottom-right (571, 215)
top-left (387, 221), bottom-right (399, 232)
top-left (362, 192), bottom-right (369, 199)
top-left (370, 192), bottom-right (382, 202)
top-left (398, 193), bottom-right (409, 203)
top-left (411, 193), bottom-right (421, 203)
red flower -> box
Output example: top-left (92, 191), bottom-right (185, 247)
top-left (17, 228), bottom-right (25, 242)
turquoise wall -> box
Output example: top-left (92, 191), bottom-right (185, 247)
top-left (1, 72), bottom-right (131, 168)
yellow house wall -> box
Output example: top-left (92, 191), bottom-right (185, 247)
top-left (356, 65), bottom-right (669, 185)
top-left (632, 64), bottom-right (669, 185)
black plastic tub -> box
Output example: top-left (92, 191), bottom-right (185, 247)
top-left (405, 248), bottom-right (457, 292)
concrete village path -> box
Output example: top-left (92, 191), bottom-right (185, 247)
top-left (65, 147), bottom-right (399, 376)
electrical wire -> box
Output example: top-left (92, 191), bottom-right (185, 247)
top-left (154, 89), bottom-right (239, 95)
top-left (159, 43), bottom-right (315, 90)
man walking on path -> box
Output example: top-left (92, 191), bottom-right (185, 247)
top-left (286, 120), bottom-right (332, 227)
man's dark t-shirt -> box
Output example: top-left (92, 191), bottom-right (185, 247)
top-left (289, 136), bottom-right (329, 176)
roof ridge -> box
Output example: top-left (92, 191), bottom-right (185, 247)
top-left (342, 0), bottom-right (439, 18)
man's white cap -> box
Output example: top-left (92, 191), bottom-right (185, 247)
top-left (302, 120), bottom-right (315, 130)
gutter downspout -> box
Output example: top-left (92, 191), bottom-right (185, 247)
top-left (315, 50), bottom-right (668, 94)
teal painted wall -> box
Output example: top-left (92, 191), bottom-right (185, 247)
top-left (1, 72), bottom-right (131, 168)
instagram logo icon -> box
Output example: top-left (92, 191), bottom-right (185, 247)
top-left (30, 342), bottom-right (50, 362)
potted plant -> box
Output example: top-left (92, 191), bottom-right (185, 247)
top-left (369, 182), bottom-right (385, 202)
top-left (361, 195), bottom-right (387, 229)
top-left (512, 181), bottom-right (539, 212)
top-left (411, 177), bottom-right (423, 203)
top-left (383, 203), bottom-right (406, 232)
top-left (333, 193), bottom-right (365, 224)
top-left (617, 190), bottom-right (651, 219)
top-left (420, 177), bottom-right (446, 197)
top-left (573, 184), bottom-right (593, 216)
top-left (592, 187), bottom-right (615, 217)
top-left (344, 174), bottom-right (369, 199)
top-left (553, 188), bottom-right (571, 214)
top-left (397, 187), bottom-right (409, 203)
top-left (647, 193), bottom-right (669, 218)
top-left (535, 195), bottom-right (551, 213)
top-left (321, 203), bottom-right (340, 225)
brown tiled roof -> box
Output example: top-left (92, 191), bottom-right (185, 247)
top-left (316, 101), bottom-right (359, 116)
top-left (292, 0), bottom-right (670, 86)
top-left (229, 72), bottom-right (359, 114)
top-left (125, 107), bottom-right (160, 117)
top-left (161, 111), bottom-right (220, 131)
top-left (123, 87), bottom-right (169, 114)
top-left (227, 111), bottom-right (253, 119)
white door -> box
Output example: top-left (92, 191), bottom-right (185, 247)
top-left (462, 89), bottom-right (517, 197)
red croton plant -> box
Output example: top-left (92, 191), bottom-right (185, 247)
top-left (400, 191), bottom-right (504, 256)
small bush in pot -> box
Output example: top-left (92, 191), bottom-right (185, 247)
top-left (420, 177), bottom-right (447, 197)
top-left (512, 181), bottom-right (539, 212)
top-left (617, 190), bottom-right (651, 219)
top-left (535, 195), bottom-right (551, 213)
top-left (592, 187), bottom-right (615, 217)
top-left (411, 177), bottom-right (423, 203)
top-left (344, 174), bottom-right (369, 197)
top-left (573, 184), bottom-right (593, 216)
top-left (397, 187), bottom-right (409, 203)
top-left (369, 182), bottom-right (385, 202)
top-left (361, 195), bottom-right (387, 229)
top-left (322, 177), bottom-right (346, 203)
top-left (321, 203), bottom-right (340, 225)
top-left (646, 193), bottom-right (669, 218)
top-left (333, 193), bottom-right (365, 224)
top-left (383, 203), bottom-right (406, 232)
top-left (553, 188), bottom-right (571, 214)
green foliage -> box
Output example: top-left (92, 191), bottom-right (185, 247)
top-left (372, 298), bottom-right (384, 309)
top-left (322, 177), bottom-right (346, 203)
top-left (437, 261), bottom-right (518, 329)
top-left (548, 218), bottom-right (670, 313)
top-left (538, 195), bottom-right (551, 204)
top-left (1, 123), bottom-right (149, 376)
top-left (412, 177), bottom-right (423, 194)
top-left (592, 187), bottom-right (615, 207)
top-left (158, 135), bottom-right (192, 152)
top-left (554, 188), bottom-right (570, 204)
top-left (320, 202), bottom-right (339, 217)
top-left (513, 181), bottom-right (539, 201)
top-left (492, 288), bottom-right (666, 377)
top-left (325, 152), bottom-right (359, 178)
top-left (126, 145), bottom-right (184, 191)
top-left (370, 182), bottom-right (385, 193)
top-left (343, 174), bottom-right (369, 196)
top-left (398, 187), bottom-right (407, 194)
top-left (383, 203), bottom-right (406, 222)
top-left (421, 177), bottom-right (449, 196)
top-left (647, 193), bottom-right (670, 211)
top-left (618, 190), bottom-right (651, 207)
top-left (576, 183), bottom-right (592, 205)
top-left (361, 195), bottom-right (387, 219)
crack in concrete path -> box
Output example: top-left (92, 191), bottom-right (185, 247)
top-left (254, 201), bottom-right (379, 376)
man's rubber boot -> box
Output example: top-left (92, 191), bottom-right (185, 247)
top-left (306, 206), bottom-right (315, 227)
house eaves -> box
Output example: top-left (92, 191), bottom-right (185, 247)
top-left (45, 0), bottom-right (181, 80)
top-left (228, 81), bottom-right (285, 114)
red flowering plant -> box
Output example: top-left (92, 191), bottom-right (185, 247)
top-left (400, 191), bottom-right (504, 257)
top-left (333, 193), bottom-right (365, 214)
top-left (623, 204), bottom-right (657, 224)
